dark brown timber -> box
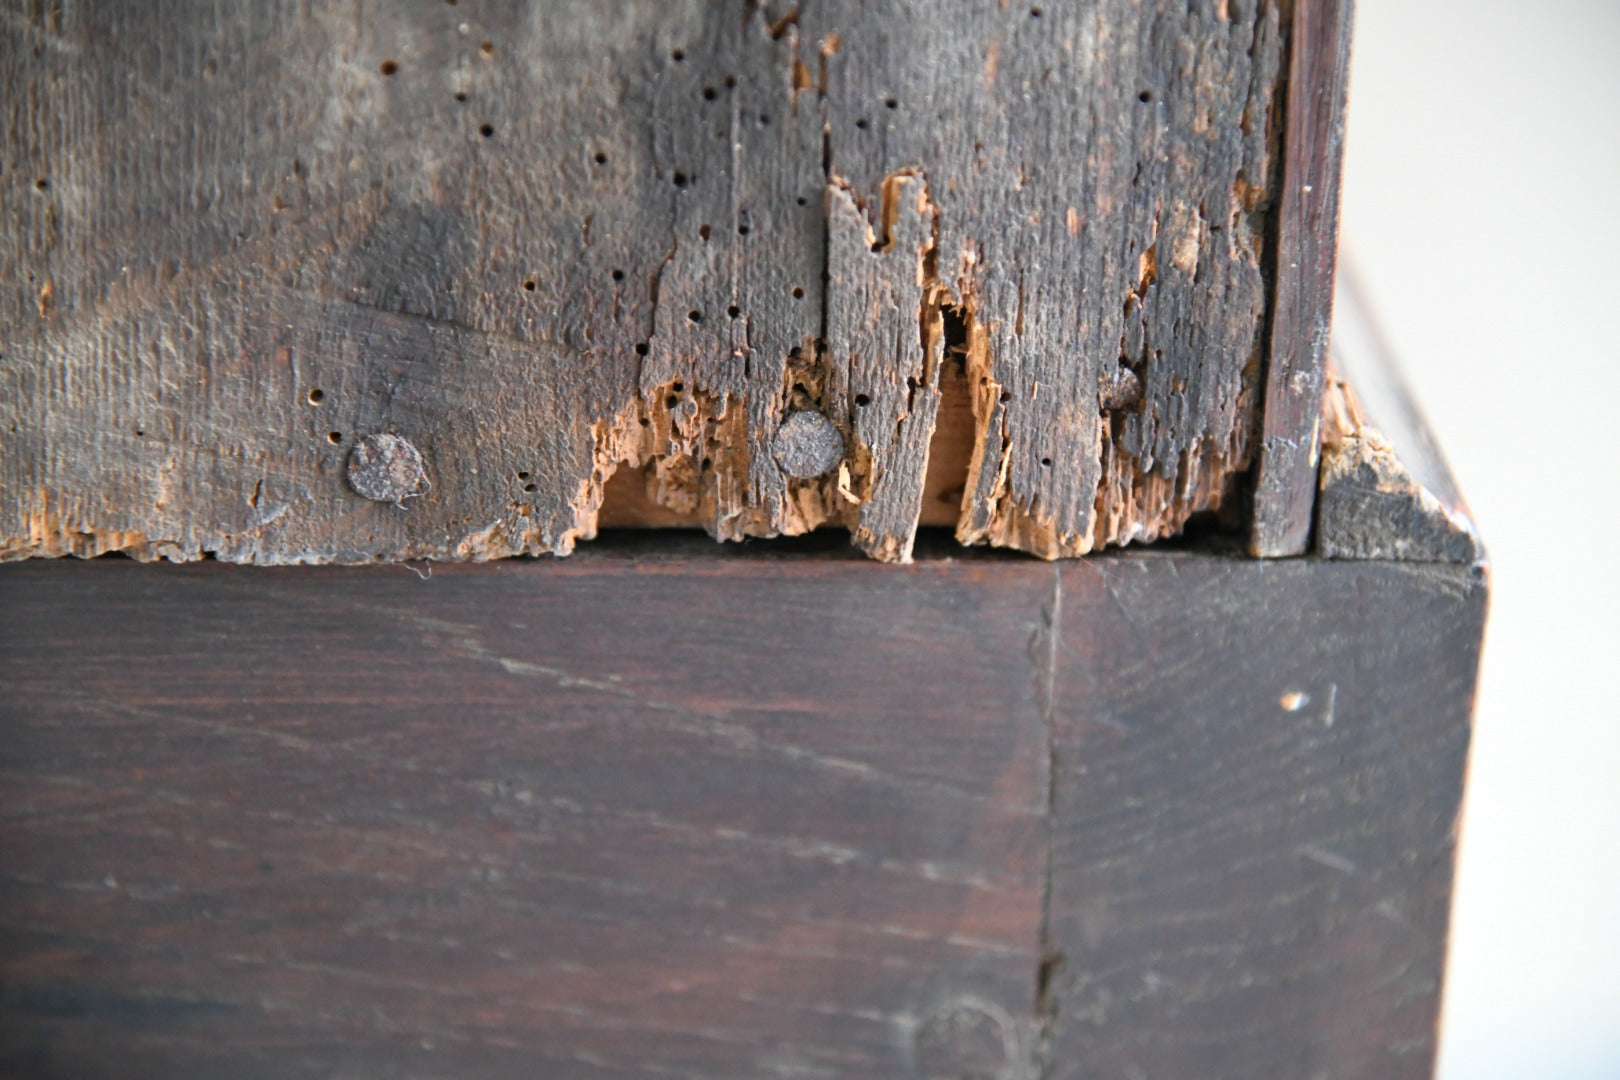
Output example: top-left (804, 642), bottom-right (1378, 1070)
top-left (1249, 0), bottom-right (1356, 556)
top-left (1044, 553), bottom-right (1482, 1079)
top-left (0, 531), bottom-right (1484, 1078)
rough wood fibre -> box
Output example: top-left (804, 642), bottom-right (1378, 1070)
top-left (1316, 376), bottom-right (1480, 563)
top-left (0, 1), bottom-right (1290, 563)
top-left (1313, 271), bottom-right (1483, 564)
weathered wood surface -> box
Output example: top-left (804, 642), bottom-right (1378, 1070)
top-left (1315, 270), bottom-right (1483, 563)
top-left (1249, 0), bottom-right (1355, 556)
top-left (0, 535), bottom-right (1485, 1078)
top-left (0, 0), bottom-right (1300, 564)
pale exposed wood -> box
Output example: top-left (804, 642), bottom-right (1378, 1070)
top-left (600, 356), bottom-right (975, 531)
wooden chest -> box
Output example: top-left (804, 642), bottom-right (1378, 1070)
top-left (0, 3), bottom-right (1485, 1077)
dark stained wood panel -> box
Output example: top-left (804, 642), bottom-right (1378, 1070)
top-left (0, 539), bottom-right (1053, 1079)
top-left (1045, 554), bottom-right (1484, 1079)
top-left (1250, 0), bottom-right (1355, 556)
top-left (0, 533), bottom-right (1484, 1078)
top-left (1, 0), bottom-right (1298, 565)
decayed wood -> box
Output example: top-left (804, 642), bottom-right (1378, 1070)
top-left (599, 316), bottom-right (979, 537)
top-left (1315, 271), bottom-right (1483, 563)
top-left (1, 0), bottom-right (1296, 564)
top-left (1249, 0), bottom-right (1355, 556)
top-left (0, 536), bottom-right (1485, 1077)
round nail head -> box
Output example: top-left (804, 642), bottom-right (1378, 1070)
top-left (773, 410), bottom-right (844, 479)
top-left (347, 433), bottom-right (425, 503)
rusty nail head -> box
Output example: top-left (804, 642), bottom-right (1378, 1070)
top-left (773, 410), bottom-right (845, 479)
top-left (347, 433), bottom-right (425, 503)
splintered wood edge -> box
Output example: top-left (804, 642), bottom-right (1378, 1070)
top-left (600, 353), bottom-right (976, 533)
top-left (1316, 370), bottom-right (1483, 565)
top-left (1313, 260), bottom-right (1484, 565)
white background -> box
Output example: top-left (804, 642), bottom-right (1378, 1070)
top-left (1340, 2), bottom-right (1620, 1076)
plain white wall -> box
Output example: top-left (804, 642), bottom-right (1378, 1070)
top-left (1339, 2), bottom-right (1620, 1077)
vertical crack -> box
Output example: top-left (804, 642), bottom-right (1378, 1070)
top-left (817, 92), bottom-right (834, 387)
top-left (1034, 562), bottom-right (1065, 1078)
top-left (643, 242), bottom-right (678, 388)
top-left (1245, 0), bottom-right (1297, 528)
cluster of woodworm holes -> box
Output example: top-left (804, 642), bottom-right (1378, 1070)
top-left (365, 14), bottom-right (1095, 346)
top-left (367, 21), bottom-right (826, 353)
top-left (354, 4), bottom-right (1064, 474)
top-left (31, 2), bottom-right (1075, 510)
top-left (303, 388), bottom-right (342, 447)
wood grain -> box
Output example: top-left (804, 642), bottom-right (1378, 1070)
top-left (1, 0), bottom-right (1297, 564)
top-left (0, 535), bottom-right (1484, 1078)
top-left (1045, 554), bottom-right (1483, 1079)
top-left (1249, 0), bottom-right (1356, 556)
top-left (0, 538), bottom-right (1053, 1079)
